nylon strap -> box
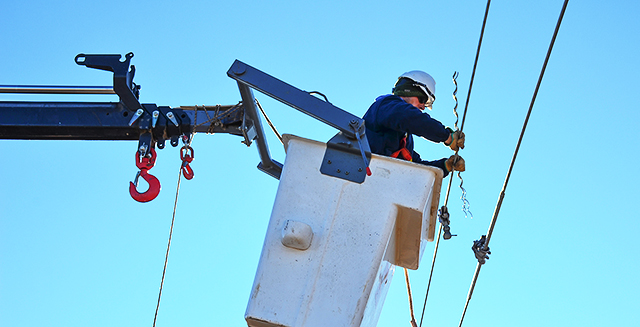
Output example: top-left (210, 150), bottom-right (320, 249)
top-left (390, 135), bottom-right (413, 161)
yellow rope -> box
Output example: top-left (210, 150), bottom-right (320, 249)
top-left (404, 268), bottom-right (418, 327)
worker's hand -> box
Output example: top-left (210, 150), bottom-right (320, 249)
top-left (448, 130), bottom-right (465, 151)
top-left (445, 154), bottom-right (466, 172)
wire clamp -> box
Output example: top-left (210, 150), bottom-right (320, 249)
top-left (438, 206), bottom-right (456, 240)
top-left (472, 235), bottom-right (491, 265)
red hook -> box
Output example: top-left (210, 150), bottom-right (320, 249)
top-left (130, 148), bottom-right (161, 202)
top-left (180, 145), bottom-right (194, 180)
top-left (135, 147), bottom-right (157, 170)
top-left (129, 169), bottom-right (161, 202)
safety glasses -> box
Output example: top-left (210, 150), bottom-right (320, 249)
top-left (416, 94), bottom-right (434, 109)
top-left (414, 82), bottom-right (435, 109)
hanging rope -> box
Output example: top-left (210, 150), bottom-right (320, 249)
top-left (152, 110), bottom-right (198, 327)
top-left (458, 1), bottom-right (569, 326)
top-left (152, 167), bottom-right (183, 327)
top-left (256, 98), bottom-right (283, 145)
top-left (404, 268), bottom-right (419, 327)
top-left (419, 1), bottom-right (492, 325)
top-left (417, 222), bottom-right (444, 327)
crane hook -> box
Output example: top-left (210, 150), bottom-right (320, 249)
top-left (130, 147), bottom-right (161, 202)
top-left (129, 169), bottom-right (161, 202)
top-left (180, 145), bottom-right (194, 180)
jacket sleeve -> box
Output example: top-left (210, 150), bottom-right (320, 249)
top-left (409, 137), bottom-right (449, 177)
top-left (375, 96), bottom-right (450, 143)
top-left (416, 157), bottom-right (449, 177)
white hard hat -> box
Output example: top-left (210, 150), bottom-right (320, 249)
top-left (396, 70), bottom-right (436, 109)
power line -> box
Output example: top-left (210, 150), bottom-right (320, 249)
top-left (458, 1), bottom-right (570, 326)
top-left (419, 1), bottom-right (492, 325)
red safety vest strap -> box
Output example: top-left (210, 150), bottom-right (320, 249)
top-left (390, 136), bottom-right (413, 161)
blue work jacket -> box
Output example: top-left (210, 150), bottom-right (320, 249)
top-left (363, 94), bottom-right (450, 176)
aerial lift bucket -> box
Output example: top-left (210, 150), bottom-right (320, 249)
top-left (246, 134), bottom-right (443, 327)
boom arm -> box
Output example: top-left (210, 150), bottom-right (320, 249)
top-left (0, 53), bottom-right (371, 183)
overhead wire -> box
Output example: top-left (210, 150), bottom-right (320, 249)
top-left (457, 1), bottom-right (570, 326)
top-left (418, 1), bottom-right (492, 325)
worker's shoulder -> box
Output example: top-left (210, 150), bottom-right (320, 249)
top-left (375, 94), bottom-right (401, 103)
top-left (373, 94), bottom-right (406, 109)
top-left (365, 95), bottom-right (411, 121)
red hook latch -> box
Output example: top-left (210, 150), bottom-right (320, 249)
top-left (180, 145), bottom-right (194, 180)
top-left (129, 148), bottom-right (161, 202)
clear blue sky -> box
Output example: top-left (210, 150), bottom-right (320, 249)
top-left (1, 1), bottom-right (638, 326)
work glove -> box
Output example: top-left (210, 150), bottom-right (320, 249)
top-left (447, 129), bottom-right (465, 151)
top-left (445, 154), bottom-right (466, 172)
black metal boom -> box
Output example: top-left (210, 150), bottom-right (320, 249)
top-left (0, 53), bottom-right (370, 183)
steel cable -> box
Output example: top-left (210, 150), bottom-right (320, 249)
top-left (419, 1), bottom-right (492, 325)
top-left (458, 1), bottom-right (569, 326)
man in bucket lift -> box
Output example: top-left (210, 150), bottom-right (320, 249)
top-left (363, 70), bottom-right (465, 177)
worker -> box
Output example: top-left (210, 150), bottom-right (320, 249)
top-left (363, 70), bottom-right (465, 177)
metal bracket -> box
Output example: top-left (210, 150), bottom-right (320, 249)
top-left (228, 60), bottom-right (371, 183)
top-left (320, 132), bottom-right (371, 183)
top-left (158, 106), bottom-right (185, 147)
top-left (137, 132), bottom-right (153, 156)
top-left (75, 52), bottom-right (142, 113)
top-left (241, 106), bottom-right (258, 147)
top-left (258, 160), bottom-right (284, 180)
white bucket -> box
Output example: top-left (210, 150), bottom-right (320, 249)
top-left (246, 135), bottom-right (443, 327)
